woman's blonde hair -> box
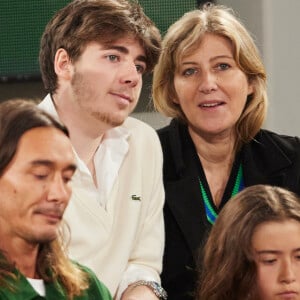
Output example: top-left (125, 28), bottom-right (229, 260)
top-left (153, 3), bottom-right (267, 148)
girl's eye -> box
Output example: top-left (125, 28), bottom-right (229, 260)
top-left (261, 259), bottom-right (276, 265)
top-left (183, 68), bottom-right (197, 76)
top-left (34, 174), bottom-right (48, 180)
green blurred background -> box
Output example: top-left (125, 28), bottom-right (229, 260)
top-left (0, 0), bottom-right (198, 81)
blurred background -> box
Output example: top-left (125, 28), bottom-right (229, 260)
top-left (1, 0), bottom-right (299, 135)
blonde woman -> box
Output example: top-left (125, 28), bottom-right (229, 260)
top-left (153, 3), bottom-right (300, 299)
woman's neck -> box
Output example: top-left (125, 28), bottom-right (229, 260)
top-left (189, 127), bottom-right (236, 207)
top-left (189, 127), bottom-right (236, 166)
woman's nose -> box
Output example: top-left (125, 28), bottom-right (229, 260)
top-left (198, 71), bottom-right (218, 94)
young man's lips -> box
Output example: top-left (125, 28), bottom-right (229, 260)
top-left (111, 92), bottom-right (132, 102)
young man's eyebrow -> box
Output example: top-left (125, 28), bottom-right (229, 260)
top-left (103, 45), bottom-right (147, 63)
top-left (104, 45), bottom-right (128, 53)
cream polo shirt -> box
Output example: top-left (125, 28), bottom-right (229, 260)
top-left (38, 95), bottom-right (165, 299)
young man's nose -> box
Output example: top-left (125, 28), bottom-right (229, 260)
top-left (119, 62), bottom-right (140, 87)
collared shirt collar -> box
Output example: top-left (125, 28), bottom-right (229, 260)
top-left (38, 94), bottom-right (130, 207)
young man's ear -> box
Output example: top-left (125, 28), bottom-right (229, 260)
top-left (54, 48), bottom-right (73, 80)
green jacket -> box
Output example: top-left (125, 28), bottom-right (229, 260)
top-left (0, 265), bottom-right (112, 300)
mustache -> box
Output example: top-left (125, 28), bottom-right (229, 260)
top-left (33, 205), bottom-right (65, 219)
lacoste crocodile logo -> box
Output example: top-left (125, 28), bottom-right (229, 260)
top-left (131, 195), bottom-right (141, 201)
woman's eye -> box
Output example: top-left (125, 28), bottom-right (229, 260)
top-left (217, 63), bottom-right (230, 70)
top-left (183, 68), bottom-right (197, 76)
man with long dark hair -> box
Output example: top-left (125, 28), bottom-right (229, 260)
top-left (0, 99), bottom-right (111, 299)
